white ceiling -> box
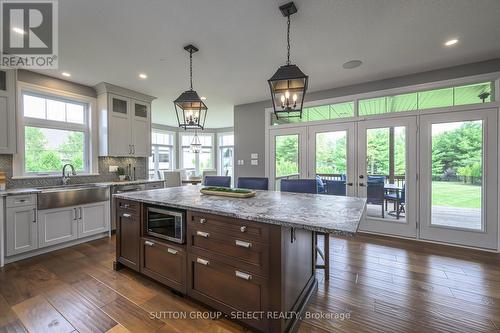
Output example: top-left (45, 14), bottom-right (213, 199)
top-left (41, 0), bottom-right (500, 128)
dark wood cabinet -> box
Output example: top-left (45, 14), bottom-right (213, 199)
top-left (140, 237), bottom-right (186, 293)
top-left (115, 199), bottom-right (141, 271)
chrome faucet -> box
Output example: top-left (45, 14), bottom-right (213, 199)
top-left (62, 164), bottom-right (76, 185)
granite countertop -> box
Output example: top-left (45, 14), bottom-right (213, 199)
top-left (114, 186), bottom-right (366, 235)
top-left (0, 179), bottom-right (164, 196)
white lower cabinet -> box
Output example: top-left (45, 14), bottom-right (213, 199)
top-left (78, 201), bottom-right (110, 238)
top-left (6, 205), bottom-right (37, 256)
top-left (38, 207), bottom-right (78, 248)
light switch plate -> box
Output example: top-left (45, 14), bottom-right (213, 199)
top-left (109, 165), bottom-right (118, 172)
top-left (251, 159), bottom-right (258, 166)
top-left (237, 160), bottom-right (245, 166)
top-left (251, 153), bottom-right (259, 159)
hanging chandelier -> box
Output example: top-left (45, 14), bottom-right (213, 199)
top-left (173, 44), bottom-right (208, 130)
top-left (190, 131), bottom-right (202, 153)
top-left (268, 2), bottom-right (308, 119)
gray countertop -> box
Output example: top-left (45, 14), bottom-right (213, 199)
top-left (0, 179), bottom-right (164, 196)
top-left (114, 186), bottom-right (366, 235)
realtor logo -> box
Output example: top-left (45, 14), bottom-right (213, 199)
top-left (0, 0), bottom-right (58, 68)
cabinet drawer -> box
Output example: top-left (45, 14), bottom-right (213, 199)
top-left (188, 211), bottom-right (269, 243)
top-left (140, 238), bottom-right (186, 293)
top-left (188, 254), bottom-right (268, 331)
top-left (117, 208), bottom-right (140, 271)
top-left (116, 199), bottom-right (139, 214)
top-left (188, 227), bottom-right (269, 277)
top-left (6, 194), bottom-right (36, 208)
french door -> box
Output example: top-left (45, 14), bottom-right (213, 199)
top-left (419, 109), bottom-right (498, 249)
top-left (269, 127), bottom-right (307, 190)
top-left (357, 117), bottom-right (418, 238)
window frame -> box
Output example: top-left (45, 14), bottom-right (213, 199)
top-left (179, 132), bottom-right (215, 175)
top-left (149, 128), bottom-right (175, 179)
top-left (13, 82), bottom-right (98, 178)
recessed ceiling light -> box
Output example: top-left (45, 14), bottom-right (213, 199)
top-left (444, 39), bottom-right (459, 47)
top-left (61, 72), bottom-right (71, 77)
top-left (139, 73), bottom-right (147, 79)
top-left (342, 60), bottom-right (363, 69)
top-left (200, 96), bottom-right (207, 100)
top-left (12, 27), bottom-right (25, 35)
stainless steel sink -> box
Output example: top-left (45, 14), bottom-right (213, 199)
top-left (37, 184), bottom-right (110, 210)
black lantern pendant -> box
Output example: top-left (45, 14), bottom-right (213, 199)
top-left (190, 130), bottom-right (202, 154)
top-left (174, 44), bottom-right (208, 130)
top-left (268, 2), bottom-right (308, 119)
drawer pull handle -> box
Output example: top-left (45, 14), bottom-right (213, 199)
top-left (16, 199), bottom-right (27, 203)
top-left (240, 226), bottom-right (247, 233)
top-left (196, 231), bottom-right (209, 238)
top-left (122, 204), bottom-right (130, 208)
top-left (199, 218), bottom-right (207, 224)
top-left (235, 271), bottom-right (252, 281)
top-left (167, 248), bottom-right (178, 255)
top-left (145, 241), bottom-right (154, 247)
top-left (122, 213), bottom-right (131, 218)
top-left (235, 240), bottom-right (252, 248)
top-left (197, 258), bottom-right (209, 266)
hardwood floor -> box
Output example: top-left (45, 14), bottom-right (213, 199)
top-left (1, 234), bottom-right (499, 333)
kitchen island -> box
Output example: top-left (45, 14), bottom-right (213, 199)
top-left (113, 186), bottom-right (366, 333)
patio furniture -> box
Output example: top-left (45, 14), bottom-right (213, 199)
top-left (164, 171), bottom-right (182, 187)
top-left (385, 183), bottom-right (406, 219)
top-left (280, 179), bottom-right (318, 194)
top-left (237, 177), bottom-right (269, 190)
top-left (316, 175), bottom-right (325, 194)
top-left (367, 177), bottom-right (385, 218)
top-left (204, 176), bottom-right (231, 188)
top-left (280, 178), bottom-right (329, 279)
top-left (325, 180), bottom-right (346, 196)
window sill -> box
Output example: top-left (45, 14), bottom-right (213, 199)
top-left (11, 173), bottom-right (101, 180)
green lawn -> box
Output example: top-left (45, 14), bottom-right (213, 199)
top-left (432, 181), bottom-right (481, 208)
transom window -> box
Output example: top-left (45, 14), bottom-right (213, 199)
top-left (20, 92), bottom-right (90, 176)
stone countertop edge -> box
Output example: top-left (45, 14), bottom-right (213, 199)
top-left (113, 188), bottom-right (366, 236)
top-left (0, 179), bottom-right (164, 196)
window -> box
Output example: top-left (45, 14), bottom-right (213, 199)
top-left (271, 101), bottom-right (354, 125)
top-left (149, 129), bottom-right (175, 179)
top-left (19, 92), bottom-right (90, 175)
top-left (179, 132), bottom-right (214, 176)
top-left (218, 133), bottom-right (234, 178)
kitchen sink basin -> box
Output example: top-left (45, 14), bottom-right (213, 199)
top-left (37, 184), bottom-right (110, 210)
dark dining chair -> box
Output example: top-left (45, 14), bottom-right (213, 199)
top-left (237, 177), bottom-right (269, 190)
top-left (325, 180), bottom-right (346, 196)
top-left (385, 184), bottom-right (406, 219)
top-left (280, 178), bottom-right (329, 279)
top-left (204, 176), bottom-right (231, 188)
top-left (367, 178), bottom-right (385, 218)
top-left (280, 179), bottom-right (318, 194)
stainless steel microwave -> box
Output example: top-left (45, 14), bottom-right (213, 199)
top-left (146, 206), bottom-right (185, 244)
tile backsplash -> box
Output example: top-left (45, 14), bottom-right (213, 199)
top-left (0, 154), bottom-right (147, 189)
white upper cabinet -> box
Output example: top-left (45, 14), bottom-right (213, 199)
top-left (0, 70), bottom-right (17, 154)
top-left (95, 82), bottom-right (155, 157)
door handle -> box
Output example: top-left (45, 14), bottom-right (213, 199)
top-left (196, 258), bottom-right (209, 266)
top-left (240, 226), bottom-right (247, 233)
top-left (167, 248), bottom-right (178, 255)
top-left (73, 208), bottom-right (77, 220)
top-left (132, 145), bottom-right (135, 155)
top-left (78, 207), bottom-right (82, 220)
top-left (196, 231), bottom-right (209, 238)
top-left (235, 270), bottom-right (252, 281)
top-left (235, 240), bottom-right (252, 248)
top-left (199, 218), bottom-right (206, 224)
top-left (145, 240), bottom-right (154, 247)
top-left (359, 183), bottom-right (365, 187)
top-left (122, 213), bottom-right (131, 218)
top-left (346, 182), bottom-right (353, 186)
top-left (32, 208), bottom-right (36, 223)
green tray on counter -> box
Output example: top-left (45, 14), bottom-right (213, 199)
top-left (200, 187), bottom-right (256, 198)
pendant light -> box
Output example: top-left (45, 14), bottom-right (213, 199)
top-left (190, 131), bottom-right (202, 154)
top-left (268, 2), bottom-right (308, 119)
top-left (174, 44), bottom-right (208, 130)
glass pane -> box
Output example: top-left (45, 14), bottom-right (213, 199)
top-left (181, 135), bottom-right (193, 146)
top-left (199, 135), bottom-right (212, 146)
top-left (388, 93), bottom-right (418, 112)
top-left (359, 97), bottom-right (386, 116)
top-left (112, 98), bottom-right (127, 114)
top-left (67, 103), bottom-right (85, 124)
top-left (365, 126), bottom-right (406, 221)
top-left (275, 134), bottom-right (299, 189)
top-left (220, 147), bottom-right (233, 177)
top-left (24, 126), bottom-right (85, 173)
top-left (271, 102), bottom-right (354, 125)
top-left (454, 82), bottom-right (492, 106)
top-left (418, 88), bottom-right (453, 109)
top-left (182, 147), bottom-right (196, 169)
top-left (135, 103), bottom-right (148, 118)
top-left (330, 102), bottom-right (354, 118)
top-left (431, 120), bottom-right (482, 230)
top-left (152, 130), bottom-right (172, 145)
top-left (46, 99), bottom-right (66, 122)
top-left (24, 94), bottom-right (46, 119)
top-left (220, 134), bottom-right (234, 146)
top-left (158, 146), bottom-right (171, 171)
top-left (0, 71), bottom-right (6, 91)
top-left (306, 105), bottom-right (329, 121)
top-left (199, 149), bottom-right (213, 174)
top-left (316, 131), bottom-right (347, 196)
